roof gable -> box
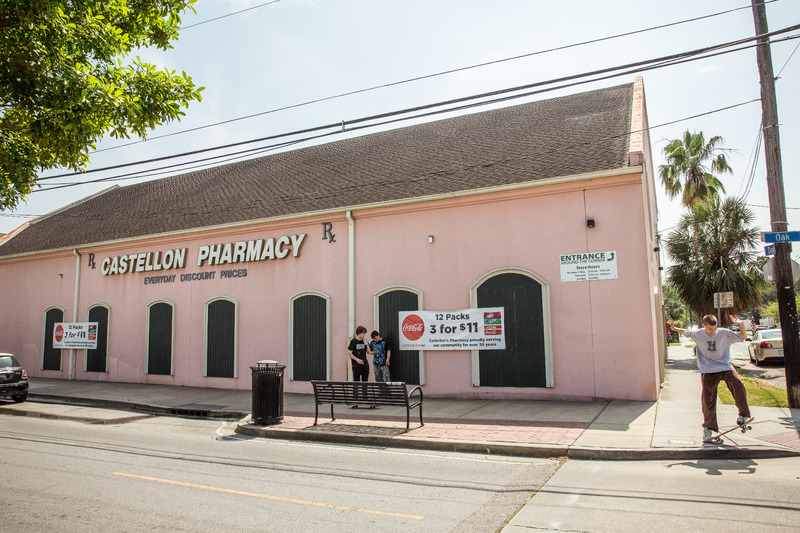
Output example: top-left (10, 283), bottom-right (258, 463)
top-left (0, 82), bottom-right (635, 257)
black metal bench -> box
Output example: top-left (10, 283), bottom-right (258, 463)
top-left (311, 380), bottom-right (423, 432)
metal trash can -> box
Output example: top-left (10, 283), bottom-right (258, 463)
top-left (250, 360), bottom-right (286, 425)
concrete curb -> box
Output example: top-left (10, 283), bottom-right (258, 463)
top-left (234, 421), bottom-right (800, 461)
top-left (17, 394), bottom-right (800, 461)
top-left (1, 406), bottom-right (154, 425)
top-left (29, 394), bottom-right (248, 420)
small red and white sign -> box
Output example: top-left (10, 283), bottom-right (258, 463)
top-left (401, 314), bottom-right (425, 341)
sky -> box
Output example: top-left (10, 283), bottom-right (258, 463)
top-left (3, 0), bottom-right (800, 268)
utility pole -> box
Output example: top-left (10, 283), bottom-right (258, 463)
top-left (751, 0), bottom-right (800, 408)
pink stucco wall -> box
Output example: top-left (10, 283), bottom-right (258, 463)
top-left (1, 166), bottom-right (662, 401)
top-left (353, 172), bottom-right (660, 401)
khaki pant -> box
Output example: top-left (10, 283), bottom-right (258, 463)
top-left (701, 370), bottom-right (750, 432)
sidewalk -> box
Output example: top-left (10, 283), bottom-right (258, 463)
top-left (4, 345), bottom-right (799, 460)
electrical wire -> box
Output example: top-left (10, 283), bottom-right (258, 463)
top-left (180, 0), bottom-right (281, 30)
top-left (775, 40), bottom-right (800, 78)
top-left (4, 97), bottom-right (773, 222)
top-left (94, 1), bottom-right (779, 154)
top-left (31, 99), bottom-right (761, 204)
top-left (37, 26), bottom-right (800, 184)
top-left (739, 127), bottom-right (763, 201)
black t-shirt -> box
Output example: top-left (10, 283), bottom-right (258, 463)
top-left (348, 337), bottom-right (368, 366)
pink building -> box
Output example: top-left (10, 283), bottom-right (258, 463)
top-left (0, 77), bottom-right (666, 401)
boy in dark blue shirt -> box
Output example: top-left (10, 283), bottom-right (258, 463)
top-left (368, 330), bottom-right (391, 382)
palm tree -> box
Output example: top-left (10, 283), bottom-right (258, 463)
top-left (659, 130), bottom-right (733, 208)
top-left (664, 196), bottom-right (764, 323)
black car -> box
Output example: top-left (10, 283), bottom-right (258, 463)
top-left (0, 353), bottom-right (28, 403)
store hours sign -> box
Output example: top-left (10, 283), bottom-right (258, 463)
top-left (560, 251), bottom-right (618, 282)
top-left (398, 308), bottom-right (506, 350)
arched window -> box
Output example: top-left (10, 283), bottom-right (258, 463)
top-left (86, 304), bottom-right (110, 373)
top-left (375, 286), bottom-right (423, 385)
top-left (42, 306), bottom-right (65, 371)
top-left (147, 300), bottom-right (174, 375)
top-left (290, 292), bottom-right (329, 381)
top-left (205, 297), bottom-right (237, 378)
top-left (472, 270), bottom-right (552, 388)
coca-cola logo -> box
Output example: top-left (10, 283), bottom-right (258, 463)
top-left (401, 314), bottom-right (425, 341)
top-left (55, 324), bottom-right (64, 342)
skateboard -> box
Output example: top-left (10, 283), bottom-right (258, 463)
top-left (705, 417), bottom-right (754, 445)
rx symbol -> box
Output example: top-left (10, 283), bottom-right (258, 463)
top-left (322, 222), bottom-right (336, 243)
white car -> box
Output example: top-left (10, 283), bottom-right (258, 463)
top-left (747, 329), bottom-right (784, 365)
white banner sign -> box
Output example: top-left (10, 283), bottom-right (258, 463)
top-left (560, 251), bottom-right (618, 282)
top-left (398, 308), bottom-right (506, 351)
top-left (53, 322), bottom-right (99, 349)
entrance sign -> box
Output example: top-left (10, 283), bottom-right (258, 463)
top-left (53, 322), bottom-right (98, 349)
top-left (762, 231), bottom-right (800, 243)
top-left (560, 251), bottom-right (618, 282)
top-left (399, 308), bottom-right (505, 350)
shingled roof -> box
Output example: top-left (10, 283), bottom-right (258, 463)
top-left (0, 82), bottom-right (635, 257)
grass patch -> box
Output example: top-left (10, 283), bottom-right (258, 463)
top-left (718, 376), bottom-right (787, 408)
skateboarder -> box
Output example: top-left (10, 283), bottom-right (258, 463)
top-left (668, 314), bottom-right (752, 443)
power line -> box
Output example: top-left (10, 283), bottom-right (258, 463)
top-left (775, 40), bottom-right (800, 78)
top-left (739, 125), bottom-right (763, 201)
top-left (38, 26), bottom-right (800, 184)
top-left (5, 96), bottom-right (768, 221)
top-left (26, 98), bottom-right (762, 220)
top-left (180, 0), bottom-right (281, 30)
top-left (94, 1), bottom-right (777, 154)
top-left (747, 204), bottom-right (800, 210)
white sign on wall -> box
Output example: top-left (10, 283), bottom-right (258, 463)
top-left (398, 308), bottom-right (506, 351)
top-left (560, 251), bottom-right (618, 282)
top-left (53, 322), bottom-right (99, 349)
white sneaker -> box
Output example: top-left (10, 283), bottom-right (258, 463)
top-left (702, 428), bottom-right (714, 442)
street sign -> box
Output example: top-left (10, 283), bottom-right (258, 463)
top-left (713, 292), bottom-right (734, 309)
top-left (764, 244), bottom-right (776, 256)
top-left (762, 231), bottom-right (800, 243)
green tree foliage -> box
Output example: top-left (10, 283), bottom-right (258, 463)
top-left (665, 196), bottom-right (765, 323)
top-left (0, 0), bottom-right (204, 210)
top-left (662, 283), bottom-right (688, 326)
top-left (658, 130), bottom-right (733, 208)
top-left (762, 293), bottom-right (800, 324)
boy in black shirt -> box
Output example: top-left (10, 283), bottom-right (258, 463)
top-left (347, 326), bottom-right (369, 408)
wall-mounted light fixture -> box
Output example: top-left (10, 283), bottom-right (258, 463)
top-left (653, 247), bottom-right (660, 252)
top-left (428, 235), bottom-right (435, 243)
top-left (586, 218), bottom-right (595, 228)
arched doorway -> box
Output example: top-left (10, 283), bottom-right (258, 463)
top-left (376, 287), bottom-right (422, 385)
top-left (291, 292), bottom-right (329, 381)
top-left (473, 270), bottom-right (551, 387)
top-left (147, 300), bottom-right (174, 375)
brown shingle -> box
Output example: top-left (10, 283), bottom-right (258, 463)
top-left (0, 83), bottom-right (634, 257)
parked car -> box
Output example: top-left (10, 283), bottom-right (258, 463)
top-left (747, 330), bottom-right (784, 366)
top-left (0, 353), bottom-right (28, 402)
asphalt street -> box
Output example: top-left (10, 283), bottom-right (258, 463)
top-left (504, 456), bottom-right (800, 532)
top-left (2, 411), bottom-right (559, 532)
